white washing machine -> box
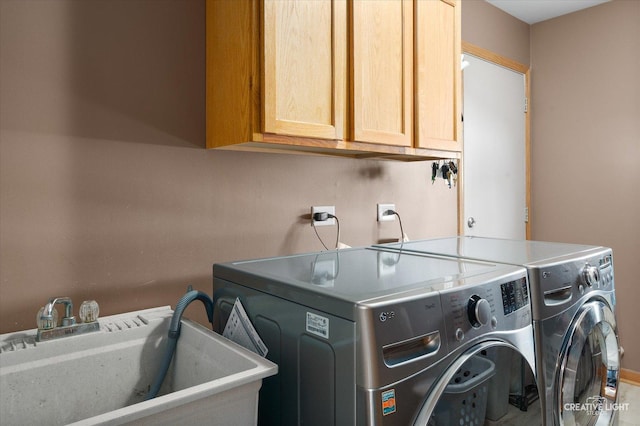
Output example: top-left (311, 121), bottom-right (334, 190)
top-left (376, 237), bottom-right (621, 426)
top-left (212, 247), bottom-right (540, 425)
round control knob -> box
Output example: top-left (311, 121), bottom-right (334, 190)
top-left (455, 328), bottom-right (464, 341)
top-left (467, 295), bottom-right (491, 328)
top-left (581, 264), bottom-right (600, 287)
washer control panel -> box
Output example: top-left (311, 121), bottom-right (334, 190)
top-left (501, 277), bottom-right (529, 315)
top-left (440, 271), bottom-right (531, 351)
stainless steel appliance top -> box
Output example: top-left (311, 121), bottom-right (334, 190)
top-left (214, 247), bottom-right (526, 320)
top-left (376, 236), bottom-right (606, 267)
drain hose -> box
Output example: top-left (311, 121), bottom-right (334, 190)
top-left (145, 288), bottom-right (214, 400)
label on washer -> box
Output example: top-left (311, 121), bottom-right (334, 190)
top-left (306, 312), bottom-right (329, 339)
top-left (382, 389), bottom-right (397, 416)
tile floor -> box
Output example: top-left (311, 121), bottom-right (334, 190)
top-left (486, 396), bottom-right (541, 425)
top-left (485, 381), bottom-right (639, 425)
top-left (618, 381), bottom-right (640, 426)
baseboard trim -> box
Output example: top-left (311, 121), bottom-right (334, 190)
top-left (620, 368), bottom-right (640, 386)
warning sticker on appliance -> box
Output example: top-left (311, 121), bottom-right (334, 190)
top-left (305, 312), bottom-right (329, 339)
top-left (382, 389), bottom-right (397, 416)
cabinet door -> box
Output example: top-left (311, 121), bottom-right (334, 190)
top-left (352, 0), bottom-right (413, 146)
top-left (263, 0), bottom-right (346, 140)
top-left (415, 0), bottom-right (462, 151)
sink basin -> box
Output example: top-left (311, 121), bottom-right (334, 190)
top-left (0, 306), bottom-right (277, 425)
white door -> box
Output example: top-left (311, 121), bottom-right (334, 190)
top-left (463, 54), bottom-right (526, 239)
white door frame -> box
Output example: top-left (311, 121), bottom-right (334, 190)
top-left (459, 42), bottom-right (531, 239)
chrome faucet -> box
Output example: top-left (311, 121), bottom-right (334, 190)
top-left (41, 297), bottom-right (76, 328)
top-left (37, 297), bottom-right (100, 341)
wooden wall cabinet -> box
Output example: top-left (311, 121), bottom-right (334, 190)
top-left (415, 0), bottom-right (462, 152)
top-left (206, 0), bottom-right (461, 160)
top-left (352, 0), bottom-right (413, 147)
top-left (263, 0), bottom-right (346, 141)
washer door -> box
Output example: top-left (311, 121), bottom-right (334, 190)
top-left (558, 300), bottom-right (619, 425)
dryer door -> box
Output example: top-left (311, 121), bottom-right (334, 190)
top-left (412, 341), bottom-right (540, 426)
top-left (558, 300), bottom-right (620, 425)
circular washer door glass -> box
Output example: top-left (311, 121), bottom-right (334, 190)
top-left (559, 300), bottom-right (619, 425)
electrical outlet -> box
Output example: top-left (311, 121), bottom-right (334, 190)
top-left (311, 205), bottom-right (336, 227)
top-left (377, 203), bottom-right (396, 222)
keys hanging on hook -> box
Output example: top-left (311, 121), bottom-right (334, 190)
top-left (440, 163), bottom-right (451, 188)
top-left (431, 162), bottom-right (440, 184)
top-left (448, 161), bottom-right (458, 188)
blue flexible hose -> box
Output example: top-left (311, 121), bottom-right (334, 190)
top-left (145, 289), bottom-right (214, 400)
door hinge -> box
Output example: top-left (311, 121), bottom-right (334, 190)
top-left (524, 207), bottom-right (529, 223)
top-left (524, 97), bottom-right (529, 113)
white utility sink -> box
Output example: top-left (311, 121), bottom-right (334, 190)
top-left (0, 306), bottom-right (277, 425)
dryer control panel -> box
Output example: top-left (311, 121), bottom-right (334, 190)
top-left (529, 248), bottom-right (614, 321)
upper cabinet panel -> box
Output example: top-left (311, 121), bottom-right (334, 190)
top-left (206, 0), bottom-right (461, 160)
top-left (352, 0), bottom-right (413, 147)
top-left (415, 0), bottom-right (462, 151)
top-left (206, 0), bottom-right (255, 147)
top-left (263, 0), bottom-right (346, 140)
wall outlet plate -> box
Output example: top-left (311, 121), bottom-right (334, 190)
top-left (311, 206), bottom-right (336, 227)
top-left (377, 203), bottom-right (396, 222)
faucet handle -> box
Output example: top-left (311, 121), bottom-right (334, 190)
top-left (79, 300), bottom-right (100, 323)
top-left (37, 305), bottom-right (59, 330)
